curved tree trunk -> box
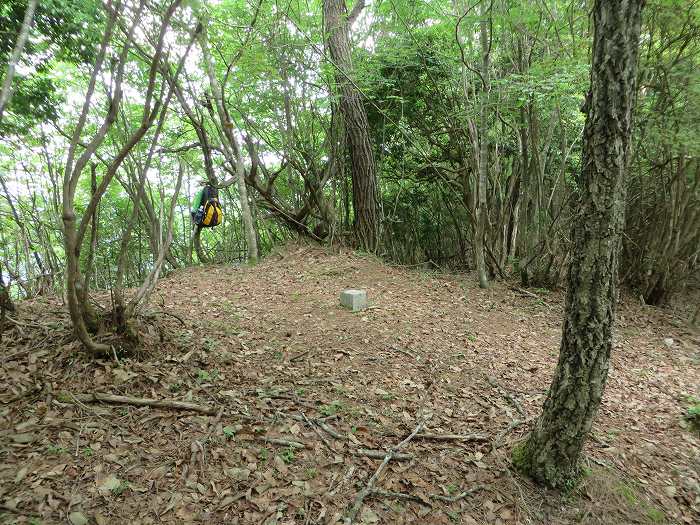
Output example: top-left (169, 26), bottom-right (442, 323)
top-left (513, 0), bottom-right (644, 488)
top-left (323, 0), bottom-right (381, 252)
top-left (193, 226), bottom-right (209, 263)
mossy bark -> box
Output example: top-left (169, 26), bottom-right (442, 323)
top-left (515, 0), bottom-right (644, 488)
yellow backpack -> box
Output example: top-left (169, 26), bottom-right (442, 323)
top-left (201, 197), bottom-right (223, 227)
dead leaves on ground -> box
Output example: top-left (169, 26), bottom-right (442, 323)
top-left (1, 245), bottom-right (698, 524)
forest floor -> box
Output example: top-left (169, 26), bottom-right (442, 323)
top-left (1, 243), bottom-right (699, 525)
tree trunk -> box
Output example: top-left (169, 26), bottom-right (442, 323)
top-left (323, 0), bottom-right (381, 252)
top-left (199, 21), bottom-right (259, 264)
top-left (0, 0), bottom-right (38, 123)
top-left (513, 0), bottom-right (644, 488)
top-left (475, 4), bottom-right (491, 288)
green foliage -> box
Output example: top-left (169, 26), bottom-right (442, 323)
top-left (0, 0), bottom-right (102, 130)
top-left (279, 446), bottom-right (296, 464)
top-left (46, 444), bottom-right (67, 455)
top-left (320, 400), bottom-right (344, 417)
top-left (111, 480), bottom-right (130, 496)
top-left (685, 397), bottom-right (700, 430)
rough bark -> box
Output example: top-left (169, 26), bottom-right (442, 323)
top-left (323, 0), bottom-right (381, 252)
top-left (513, 0), bottom-right (644, 488)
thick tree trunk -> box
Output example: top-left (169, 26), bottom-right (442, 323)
top-left (513, 0), bottom-right (644, 488)
top-left (323, 0), bottom-right (381, 252)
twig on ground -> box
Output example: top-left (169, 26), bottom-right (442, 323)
top-left (387, 346), bottom-right (416, 359)
top-left (492, 417), bottom-right (535, 451)
top-left (369, 486), bottom-right (485, 505)
top-left (290, 349), bottom-right (311, 362)
top-left (487, 376), bottom-right (526, 419)
top-left (285, 412), bottom-right (344, 440)
top-left (371, 489), bottom-right (431, 506)
top-left (315, 418), bottom-right (344, 440)
top-left (510, 287), bottom-right (539, 299)
top-left (510, 287), bottom-right (551, 307)
top-left (351, 449), bottom-right (414, 460)
top-left (327, 465), bottom-right (356, 497)
top-left (430, 485), bottom-right (486, 502)
top-left (1, 384), bottom-right (42, 404)
top-left (416, 432), bottom-right (489, 442)
top-left (261, 437), bottom-right (307, 449)
top-left (67, 392), bottom-right (216, 414)
top-left (144, 309), bottom-right (186, 326)
top-left (302, 411), bottom-right (334, 452)
top-left (345, 420), bottom-right (426, 524)
top-left (0, 504), bottom-right (40, 517)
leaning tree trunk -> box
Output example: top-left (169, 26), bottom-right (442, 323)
top-left (513, 0), bottom-right (644, 488)
top-left (0, 0), bottom-right (38, 122)
top-left (323, 0), bottom-right (381, 252)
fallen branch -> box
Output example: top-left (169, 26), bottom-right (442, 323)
top-left (510, 287), bottom-right (539, 299)
top-left (67, 392), bottom-right (216, 414)
top-left (492, 417), bottom-right (535, 451)
top-left (261, 437), bottom-right (307, 449)
top-left (386, 346), bottom-right (416, 359)
top-left (0, 504), bottom-right (40, 517)
top-left (285, 412), bottom-right (344, 440)
top-left (371, 489), bottom-right (431, 506)
top-left (351, 449), bottom-right (414, 461)
top-left (510, 287), bottom-right (550, 307)
top-left (144, 309), bottom-right (186, 326)
top-left (430, 485), bottom-right (485, 503)
top-left (486, 376), bottom-right (526, 419)
top-left (345, 420), bottom-right (425, 524)
top-left (290, 349), bottom-right (311, 362)
top-left (370, 486), bottom-right (485, 505)
top-left (1, 384), bottom-right (42, 404)
top-left (416, 432), bottom-right (489, 442)
top-left (302, 411), bottom-right (334, 452)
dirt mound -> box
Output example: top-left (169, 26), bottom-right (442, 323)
top-left (1, 244), bottom-right (698, 524)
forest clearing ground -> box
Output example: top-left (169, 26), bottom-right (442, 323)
top-left (1, 243), bottom-right (698, 525)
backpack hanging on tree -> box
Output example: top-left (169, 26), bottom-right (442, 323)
top-left (193, 185), bottom-right (223, 228)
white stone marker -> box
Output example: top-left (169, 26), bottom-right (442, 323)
top-left (340, 289), bottom-right (367, 311)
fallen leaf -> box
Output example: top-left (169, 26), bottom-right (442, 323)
top-left (68, 511), bottom-right (89, 525)
top-left (14, 466), bottom-right (28, 483)
top-left (97, 475), bottom-right (121, 495)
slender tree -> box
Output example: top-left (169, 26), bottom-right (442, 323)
top-left (513, 0), bottom-right (645, 487)
top-left (475, 1), bottom-right (491, 288)
top-left (0, 0), bottom-right (38, 122)
top-left (0, 0), bottom-right (38, 312)
top-left (199, 18), bottom-right (259, 264)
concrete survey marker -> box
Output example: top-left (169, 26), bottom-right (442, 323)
top-left (340, 289), bottom-right (367, 311)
